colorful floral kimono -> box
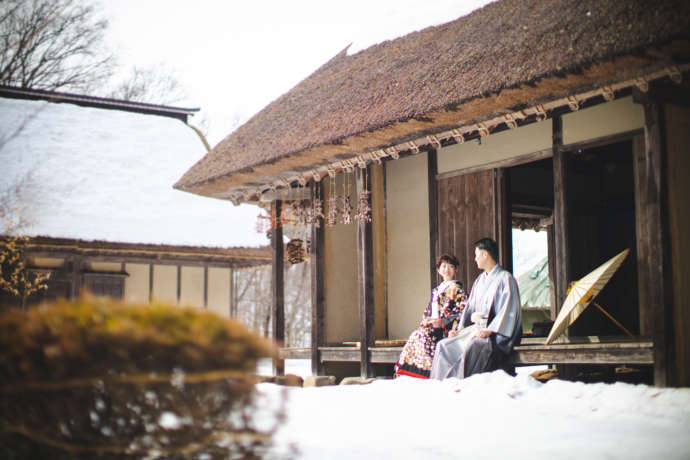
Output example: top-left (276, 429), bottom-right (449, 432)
top-left (394, 280), bottom-right (466, 378)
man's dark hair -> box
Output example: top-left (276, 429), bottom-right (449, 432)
top-left (436, 253), bottom-right (459, 269)
top-left (474, 238), bottom-right (499, 263)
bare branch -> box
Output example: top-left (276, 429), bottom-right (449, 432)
top-left (0, 0), bottom-right (114, 92)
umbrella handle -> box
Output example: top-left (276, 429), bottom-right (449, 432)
top-left (592, 302), bottom-right (634, 337)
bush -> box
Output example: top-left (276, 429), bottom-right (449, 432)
top-left (0, 296), bottom-right (284, 459)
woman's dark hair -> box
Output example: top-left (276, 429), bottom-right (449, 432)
top-left (474, 237), bottom-right (499, 263)
top-left (436, 253), bottom-right (459, 269)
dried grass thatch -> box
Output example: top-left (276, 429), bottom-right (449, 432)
top-left (175, 0), bottom-right (690, 198)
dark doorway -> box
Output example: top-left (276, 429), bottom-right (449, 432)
top-left (565, 140), bottom-right (639, 337)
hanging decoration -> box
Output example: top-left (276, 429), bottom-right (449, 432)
top-left (311, 183), bottom-right (324, 228)
top-left (326, 171), bottom-right (339, 227)
top-left (341, 169), bottom-right (353, 225)
top-left (286, 238), bottom-right (308, 264)
top-left (255, 212), bottom-right (271, 234)
top-left (355, 167), bottom-right (372, 223)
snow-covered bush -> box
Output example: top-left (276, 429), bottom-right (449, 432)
top-left (0, 296), bottom-right (283, 459)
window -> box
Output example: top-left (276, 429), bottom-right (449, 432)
top-left (82, 272), bottom-right (127, 299)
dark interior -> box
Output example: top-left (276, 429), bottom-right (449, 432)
top-left (507, 139), bottom-right (639, 337)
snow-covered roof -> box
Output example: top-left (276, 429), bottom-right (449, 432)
top-left (0, 94), bottom-right (266, 248)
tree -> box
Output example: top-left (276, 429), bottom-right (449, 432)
top-left (0, 0), bottom-right (114, 92)
top-left (107, 64), bottom-right (187, 106)
top-left (0, 235), bottom-right (50, 310)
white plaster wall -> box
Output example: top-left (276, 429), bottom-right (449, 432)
top-left (438, 119), bottom-right (552, 174)
top-left (386, 152), bottom-right (431, 339)
top-left (324, 175), bottom-right (359, 343)
top-left (562, 96), bottom-right (644, 145)
top-left (152, 264), bottom-right (177, 304)
top-left (88, 262), bottom-right (121, 272)
top-left (208, 267), bottom-right (231, 318)
top-left (124, 263), bottom-right (149, 303)
top-left (32, 257), bottom-right (64, 268)
top-left (180, 266), bottom-right (204, 307)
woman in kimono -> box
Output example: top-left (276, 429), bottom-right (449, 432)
top-left (394, 254), bottom-right (466, 378)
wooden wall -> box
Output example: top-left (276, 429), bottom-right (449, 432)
top-left (437, 170), bottom-right (496, 292)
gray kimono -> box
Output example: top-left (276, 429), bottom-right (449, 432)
top-left (430, 264), bottom-right (522, 380)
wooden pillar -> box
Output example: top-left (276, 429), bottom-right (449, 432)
top-left (552, 115), bottom-right (571, 316)
top-left (494, 168), bottom-right (512, 272)
top-left (428, 149), bottom-right (439, 292)
top-left (632, 135), bottom-right (651, 336)
top-left (634, 87), bottom-right (674, 386)
top-left (203, 265), bottom-right (208, 308)
top-left (311, 181), bottom-right (326, 376)
top-left (70, 255), bottom-right (82, 299)
top-left (176, 265), bottom-right (181, 304)
top-left (148, 264), bottom-right (153, 303)
top-left (271, 200), bottom-right (285, 376)
top-left (229, 268), bottom-right (236, 317)
top-left (356, 167), bottom-right (375, 378)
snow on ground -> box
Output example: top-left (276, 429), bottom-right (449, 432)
top-left (253, 370), bottom-right (690, 460)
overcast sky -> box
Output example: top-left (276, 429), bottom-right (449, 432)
top-left (101, 0), bottom-right (493, 146)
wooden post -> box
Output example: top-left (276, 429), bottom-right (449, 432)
top-left (552, 115), bottom-right (571, 316)
top-left (176, 265), bottom-right (181, 304)
top-left (203, 265), bottom-right (208, 308)
top-left (356, 167), bottom-right (375, 378)
top-left (311, 181), bottom-right (326, 376)
top-left (632, 134), bottom-right (651, 336)
top-left (634, 87), bottom-right (674, 386)
top-left (494, 168), bottom-right (512, 272)
top-left (148, 263), bottom-right (153, 303)
top-left (272, 200), bottom-right (285, 376)
top-left (229, 268), bottom-right (236, 317)
top-left (428, 149), bottom-right (439, 292)
top-left (70, 255), bottom-right (82, 299)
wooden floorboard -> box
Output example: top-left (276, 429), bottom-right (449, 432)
top-left (280, 336), bottom-right (654, 366)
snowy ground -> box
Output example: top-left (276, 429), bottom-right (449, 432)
top-left (253, 364), bottom-right (690, 460)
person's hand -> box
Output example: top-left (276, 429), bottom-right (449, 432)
top-left (474, 328), bottom-right (493, 338)
top-left (448, 329), bottom-right (460, 337)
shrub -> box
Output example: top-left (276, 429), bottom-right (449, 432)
top-left (0, 296), bottom-right (283, 459)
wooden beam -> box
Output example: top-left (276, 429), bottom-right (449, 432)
top-left (427, 149), bottom-right (439, 292)
top-left (356, 167), bottom-right (375, 378)
top-left (272, 200), bottom-right (285, 376)
top-left (311, 181), bottom-right (326, 376)
top-left (634, 87), bottom-right (675, 387)
top-left (552, 115), bottom-right (571, 316)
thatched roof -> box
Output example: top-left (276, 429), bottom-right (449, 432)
top-left (175, 0), bottom-right (690, 201)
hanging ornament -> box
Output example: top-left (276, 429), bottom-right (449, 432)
top-left (312, 183), bottom-right (324, 228)
top-left (286, 238), bottom-right (308, 264)
top-left (326, 172), bottom-right (339, 227)
top-left (355, 168), bottom-right (372, 223)
top-left (256, 212), bottom-right (271, 234)
top-left (341, 171), bottom-right (353, 225)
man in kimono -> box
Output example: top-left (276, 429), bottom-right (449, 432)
top-left (430, 238), bottom-right (522, 380)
